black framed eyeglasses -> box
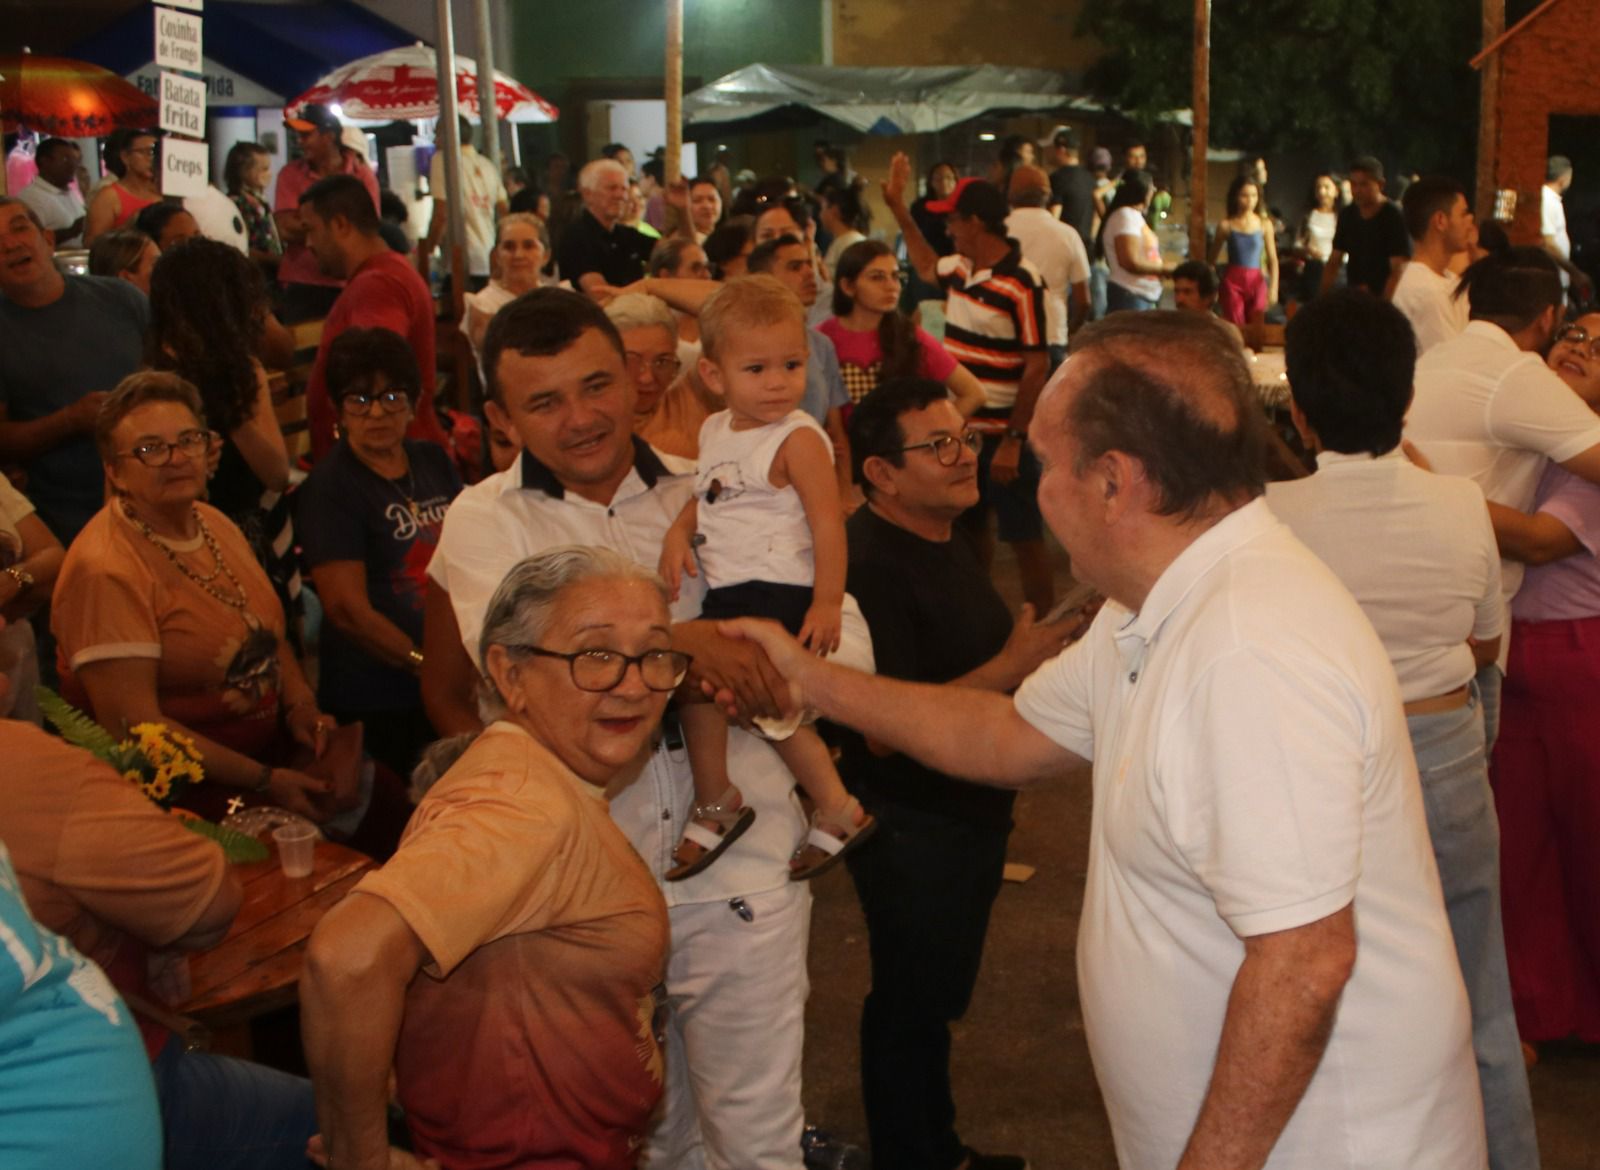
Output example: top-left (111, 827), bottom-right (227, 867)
top-left (508, 645), bottom-right (693, 692)
top-left (898, 430), bottom-right (982, 467)
top-left (1555, 324), bottom-right (1600, 360)
top-left (339, 390), bottom-right (412, 417)
top-left (116, 428), bottom-right (213, 467)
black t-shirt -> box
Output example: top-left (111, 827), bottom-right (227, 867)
top-left (835, 506), bottom-right (1016, 825)
top-left (1332, 201), bottom-right (1410, 295)
top-left (1050, 164), bottom-right (1097, 248)
top-left (296, 438), bottom-right (461, 712)
top-left (555, 210), bottom-right (654, 288)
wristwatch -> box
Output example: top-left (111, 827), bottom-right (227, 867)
top-left (2, 565), bottom-right (33, 594)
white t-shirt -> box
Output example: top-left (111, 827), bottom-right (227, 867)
top-left (1265, 450), bottom-right (1502, 701)
top-left (1013, 500), bottom-right (1483, 1170)
top-left (694, 410), bottom-right (829, 590)
top-left (1104, 205), bottom-right (1161, 301)
top-left (16, 178), bottom-right (85, 248)
top-left (1005, 207), bottom-right (1090, 347)
top-left (1303, 208), bottom-right (1337, 262)
top-left (1390, 261), bottom-right (1468, 353)
top-left (430, 144), bottom-right (509, 277)
top-left (1541, 183), bottom-right (1570, 260)
top-left (426, 443), bottom-right (873, 905)
top-left (1406, 319), bottom-right (1600, 604)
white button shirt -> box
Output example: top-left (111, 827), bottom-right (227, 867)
top-left (1014, 500), bottom-right (1482, 1170)
top-left (427, 440), bottom-right (874, 906)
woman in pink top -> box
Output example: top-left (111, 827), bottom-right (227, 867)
top-left (302, 546), bottom-right (674, 1170)
top-left (83, 130), bottom-right (161, 245)
top-left (818, 239), bottom-right (984, 416)
top-left (1489, 310), bottom-right (1600, 1051)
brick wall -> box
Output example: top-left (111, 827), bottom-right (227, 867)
top-left (1496, 3), bottom-right (1600, 244)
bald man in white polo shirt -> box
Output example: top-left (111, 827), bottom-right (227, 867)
top-left (731, 312), bottom-right (1485, 1170)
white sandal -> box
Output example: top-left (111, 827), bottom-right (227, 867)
top-left (665, 786), bottom-right (757, 882)
top-left (789, 797), bottom-right (877, 881)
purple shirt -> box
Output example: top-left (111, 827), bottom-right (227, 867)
top-left (1512, 462), bottom-right (1600, 621)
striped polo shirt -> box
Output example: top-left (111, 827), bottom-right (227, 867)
top-left (937, 245), bottom-right (1048, 412)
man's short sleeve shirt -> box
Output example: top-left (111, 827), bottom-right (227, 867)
top-left (1331, 201), bottom-right (1410, 294)
top-left (936, 245), bottom-right (1047, 411)
top-left (556, 211), bottom-right (654, 288)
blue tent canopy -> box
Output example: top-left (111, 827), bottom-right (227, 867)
top-left (70, 0), bottom-right (415, 104)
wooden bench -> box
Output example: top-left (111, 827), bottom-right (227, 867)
top-left (267, 318), bottom-right (324, 466)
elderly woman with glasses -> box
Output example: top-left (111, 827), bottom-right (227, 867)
top-left (51, 372), bottom-right (407, 856)
top-left (302, 546), bottom-right (676, 1170)
top-left (604, 291), bottom-right (718, 461)
top-left (296, 328), bottom-right (461, 780)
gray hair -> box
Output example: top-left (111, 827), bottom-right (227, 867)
top-left (649, 235), bottom-right (700, 278)
top-left (578, 158), bottom-right (627, 192)
top-left (476, 545), bottom-right (670, 719)
top-left (604, 292), bottom-right (678, 336)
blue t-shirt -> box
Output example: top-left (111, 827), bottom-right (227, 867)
top-left (801, 327), bottom-right (848, 426)
top-left (0, 846), bottom-right (161, 1170)
top-left (297, 438), bottom-right (461, 711)
top-left (0, 276), bottom-right (148, 542)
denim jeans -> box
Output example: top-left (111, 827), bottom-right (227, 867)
top-left (1408, 691), bottom-right (1539, 1170)
top-left (151, 1036), bottom-right (318, 1170)
top-left (1105, 281), bottom-right (1160, 313)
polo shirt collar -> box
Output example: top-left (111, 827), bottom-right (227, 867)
top-left (515, 435), bottom-right (670, 501)
top-left (31, 177), bottom-right (67, 196)
top-left (1115, 496), bottom-right (1276, 651)
top-left (1463, 319), bottom-right (1517, 350)
top-left (962, 241), bottom-right (1024, 285)
top-left (1314, 447), bottom-right (1405, 471)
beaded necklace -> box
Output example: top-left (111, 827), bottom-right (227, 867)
top-left (122, 501), bottom-right (255, 626)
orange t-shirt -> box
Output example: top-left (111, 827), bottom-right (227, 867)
top-left (52, 501), bottom-right (288, 759)
top-left (635, 372), bottom-right (719, 462)
top-left (0, 721), bottom-right (227, 1058)
top-left (356, 723), bottom-right (669, 1170)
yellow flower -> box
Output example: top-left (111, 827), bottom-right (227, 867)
top-left (122, 768), bottom-right (143, 786)
top-left (168, 730), bottom-right (199, 755)
top-left (146, 775), bottom-right (172, 800)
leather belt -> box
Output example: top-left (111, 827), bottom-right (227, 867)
top-left (1402, 684), bottom-right (1470, 717)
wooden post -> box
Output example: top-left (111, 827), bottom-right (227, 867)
top-left (433, 0), bottom-right (470, 406)
top-left (1476, 0), bottom-right (1505, 220)
top-left (665, 0), bottom-right (684, 184)
top-left (1189, 0), bottom-right (1210, 262)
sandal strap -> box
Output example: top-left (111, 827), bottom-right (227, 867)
top-left (802, 825), bottom-right (847, 857)
top-left (681, 821), bottom-right (727, 852)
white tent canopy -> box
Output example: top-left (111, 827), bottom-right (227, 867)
top-left (682, 64), bottom-right (1105, 135)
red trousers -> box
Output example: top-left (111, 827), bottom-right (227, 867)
top-left (1217, 265), bottom-right (1266, 325)
top-left (1492, 615), bottom-right (1600, 1041)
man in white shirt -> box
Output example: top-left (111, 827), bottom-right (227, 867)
top-left (421, 288), bottom-right (873, 1170)
top-left (1005, 164), bottom-right (1089, 366)
top-left (1267, 290), bottom-right (1537, 1170)
top-left (731, 311), bottom-right (1484, 1170)
top-left (422, 116), bottom-right (510, 290)
top-left (1406, 245), bottom-right (1600, 743)
top-left (15, 138), bottom-right (85, 249)
top-left (1541, 156), bottom-right (1572, 261)
top-left (1392, 176), bottom-right (1473, 352)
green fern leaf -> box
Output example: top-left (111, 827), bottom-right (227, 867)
top-left (36, 687), bottom-right (121, 761)
top-left (178, 817), bottom-right (270, 865)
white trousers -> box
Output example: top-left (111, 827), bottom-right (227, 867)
top-left (641, 882), bottom-right (812, 1170)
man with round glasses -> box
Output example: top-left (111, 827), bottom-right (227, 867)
top-left (839, 377), bottom-right (1083, 1170)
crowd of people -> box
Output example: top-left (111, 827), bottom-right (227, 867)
top-left (1, 105), bottom-right (1598, 1170)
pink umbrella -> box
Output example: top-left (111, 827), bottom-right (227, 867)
top-left (287, 43), bottom-right (557, 124)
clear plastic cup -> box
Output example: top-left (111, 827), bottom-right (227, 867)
top-left (272, 823), bottom-right (317, 878)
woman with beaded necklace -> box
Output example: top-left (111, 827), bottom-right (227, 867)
top-left (50, 372), bottom-right (408, 857)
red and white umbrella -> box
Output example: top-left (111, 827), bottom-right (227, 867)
top-left (287, 43), bottom-right (557, 124)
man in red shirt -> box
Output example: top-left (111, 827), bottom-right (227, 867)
top-left (274, 104), bottom-right (381, 322)
top-left (300, 174), bottom-right (449, 458)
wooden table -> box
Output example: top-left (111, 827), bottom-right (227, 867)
top-left (179, 838), bottom-right (372, 1033)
